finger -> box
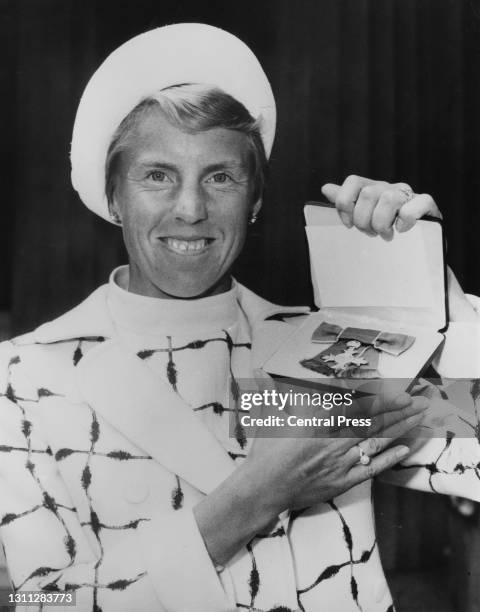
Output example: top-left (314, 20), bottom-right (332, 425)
top-left (341, 397), bottom-right (428, 449)
top-left (370, 188), bottom-right (406, 240)
top-left (395, 193), bottom-right (442, 232)
top-left (392, 181), bottom-right (413, 192)
top-left (363, 390), bottom-right (414, 418)
top-left (337, 394), bottom-right (428, 441)
top-left (340, 389), bottom-right (412, 426)
top-left (367, 396), bottom-right (429, 436)
top-left (344, 436), bottom-right (390, 467)
top-left (410, 379), bottom-right (443, 400)
top-left (346, 444), bottom-right (410, 484)
top-left (350, 184), bottom-right (387, 235)
top-left (344, 433), bottom-right (412, 468)
top-left (322, 183), bottom-right (353, 228)
top-left (328, 175), bottom-right (373, 228)
top-left (332, 390), bottom-right (413, 435)
top-left (321, 183), bottom-right (340, 203)
top-left (331, 395), bottom-right (427, 451)
top-left (375, 404), bottom-right (427, 440)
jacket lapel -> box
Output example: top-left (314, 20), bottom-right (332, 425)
top-left (76, 338), bottom-right (237, 495)
top-left (14, 285), bottom-right (115, 346)
top-left (26, 278), bottom-right (310, 495)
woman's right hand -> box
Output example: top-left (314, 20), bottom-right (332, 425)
top-left (194, 386), bottom-right (428, 567)
top-left (240, 390), bottom-right (427, 515)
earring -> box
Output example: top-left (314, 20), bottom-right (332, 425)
top-left (249, 212), bottom-right (258, 226)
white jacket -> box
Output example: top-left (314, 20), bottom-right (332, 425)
top-left (0, 281), bottom-right (478, 612)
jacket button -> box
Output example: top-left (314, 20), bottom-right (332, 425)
top-left (124, 483), bottom-right (150, 504)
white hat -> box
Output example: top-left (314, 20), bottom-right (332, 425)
top-left (70, 23), bottom-right (276, 223)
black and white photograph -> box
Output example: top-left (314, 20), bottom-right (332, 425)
top-left (0, 1), bottom-right (480, 611)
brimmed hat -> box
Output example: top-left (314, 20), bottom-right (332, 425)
top-left (70, 23), bottom-right (276, 222)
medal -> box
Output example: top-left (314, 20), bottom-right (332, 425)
top-left (300, 322), bottom-right (415, 378)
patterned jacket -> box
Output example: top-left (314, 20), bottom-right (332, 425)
top-left (0, 280), bottom-right (479, 612)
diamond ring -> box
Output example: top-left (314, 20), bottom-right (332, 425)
top-left (357, 444), bottom-right (371, 466)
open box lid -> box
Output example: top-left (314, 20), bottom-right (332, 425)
top-left (304, 201), bottom-right (448, 332)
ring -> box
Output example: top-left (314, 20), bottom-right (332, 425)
top-left (357, 444), bottom-right (371, 466)
top-left (397, 185), bottom-right (415, 203)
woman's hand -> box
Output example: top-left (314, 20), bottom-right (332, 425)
top-left (321, 175), bottom-right (478, 322)
top-left (194, 389), bottom-right (428, 567)
top-left (240, 391), bottom-right (427, 514)
top-left (321, 175), bottom-right (441, 240)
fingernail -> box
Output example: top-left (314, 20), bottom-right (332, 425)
top-left (396, 218), bottom-right (412, 233)
top-left (339, 212), bottom-right (352, 227)
top-left (380, 230), bottom-right (394, 242)
top-left (397, 446), bottom-right (410, 458)
top-left (394, 393), bottom-right (412, 408)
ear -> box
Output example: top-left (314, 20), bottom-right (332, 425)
top-left (108, 195), bottom-right (123, 226)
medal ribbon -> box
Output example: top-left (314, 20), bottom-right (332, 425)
top-left (300, 322), bottom-right (415, 378)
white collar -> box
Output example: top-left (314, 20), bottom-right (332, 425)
top-left (107, 266), bottom-right (239, 335)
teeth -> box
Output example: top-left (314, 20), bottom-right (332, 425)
top-left (166, 238), bottom-right (207, 253)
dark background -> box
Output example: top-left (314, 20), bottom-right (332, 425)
top-left (1, 1), bottom-right (480, 610)
top-left (1, 0), bottom-right (480, 333)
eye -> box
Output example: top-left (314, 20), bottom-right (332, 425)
top-left (207, 172), bottom-right (231, 184)
top-left (148, 170), bottom-right (169, 182)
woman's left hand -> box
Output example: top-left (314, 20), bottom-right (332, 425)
top-left (322, 175), bottom-right (478, 322)
top-left (321, 175), bottom-right (441, 240)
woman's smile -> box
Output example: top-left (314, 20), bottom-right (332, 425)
top-left (159, 236), bottom-right (214, 255)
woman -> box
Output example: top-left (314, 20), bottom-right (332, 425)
top-left (0, 23), bottom-right (479, 612)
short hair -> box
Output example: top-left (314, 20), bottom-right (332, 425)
top-left (105, 83), bottom-right (268, 213)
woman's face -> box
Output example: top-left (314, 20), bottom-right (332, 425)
top-left (112, 109), bottom-right (260, 299)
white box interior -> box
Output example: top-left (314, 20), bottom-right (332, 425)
top-left (262, 203), bottom-right (447, 382)
top-left (304, 203), bottom-right (446, 330)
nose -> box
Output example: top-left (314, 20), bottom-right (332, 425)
top-left (172, 184), bottom-right (208, 224)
